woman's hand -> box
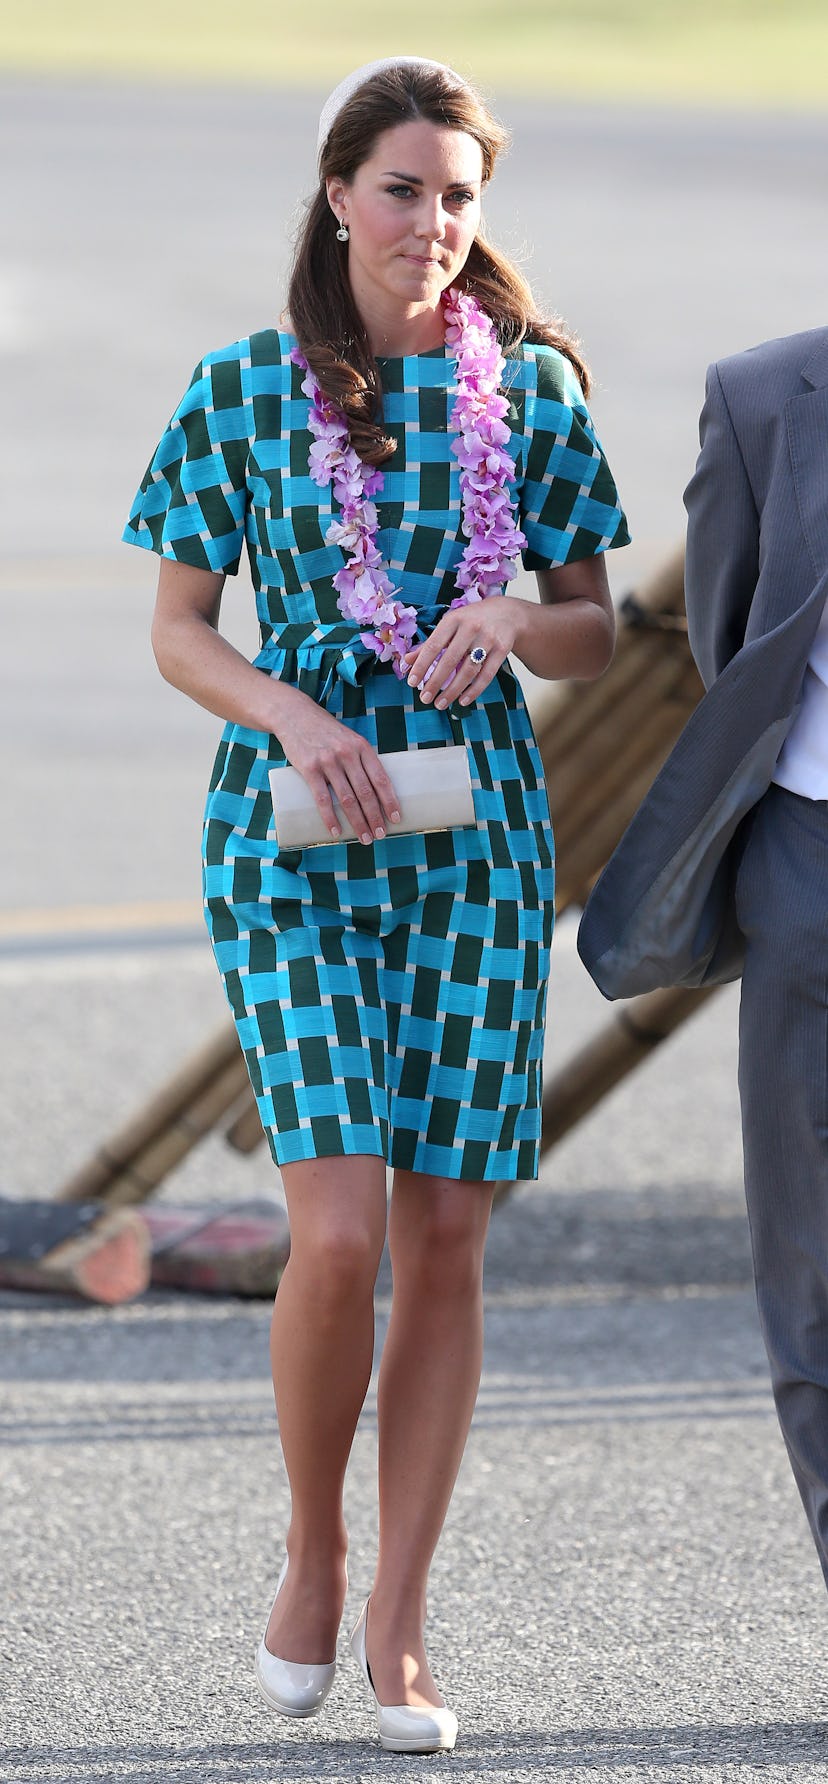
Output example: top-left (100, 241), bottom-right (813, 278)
top-left (279, 698), bottom-right (401, 844)
top-left (403, 557), bottom-right (616, 700)
top-left (150, 559), bottom-right (400, 844)
top-left (402, 595), bottom-right (523, 710)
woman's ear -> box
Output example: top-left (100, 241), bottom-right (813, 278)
top-left (325, 175), bottom-right (347, 224)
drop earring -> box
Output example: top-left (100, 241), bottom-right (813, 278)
top-left (336, 220), bottom-right (349, 242)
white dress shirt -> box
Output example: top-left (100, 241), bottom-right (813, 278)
top-left (773, 594), bottom-right (828, 800)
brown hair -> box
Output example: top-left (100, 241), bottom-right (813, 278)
top-left (288, 63), bottom-right (590, 465)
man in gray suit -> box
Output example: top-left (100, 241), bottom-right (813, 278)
top-left (579, 328), bottom-right (828, 1587)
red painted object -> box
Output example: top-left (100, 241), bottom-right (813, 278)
top-left (0, 1198), bottom-right (151, 1304)
top-left (143, 1200), bottom-right (290, 1297)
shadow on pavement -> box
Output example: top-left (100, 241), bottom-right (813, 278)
top-left (4, 1722), bottom-right (828, 1778)
top-left (482, 1186), bottom-right (753, 1294)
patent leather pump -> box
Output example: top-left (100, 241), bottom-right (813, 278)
top-left (254, 1558), bottom-right (336, 1719)
top-left (349, 1599), bottom-right (458, 1753)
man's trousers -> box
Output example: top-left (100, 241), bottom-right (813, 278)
top-left (737, 782), bottom-right (828, 1582)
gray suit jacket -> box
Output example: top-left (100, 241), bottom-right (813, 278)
top-left (578, 327), bottom-right (828, 999)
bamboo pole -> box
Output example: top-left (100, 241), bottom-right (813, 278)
top-left (549, 654), bottom-right (700, 857)
top-left (57, 1030), bottom-right (246, 1204)
top-left (554, 756), bottom-right (672, 915)
top-left (225, 1095), bottom-right (267, 1155)
top-left (76, 1055), bottom-right (253, 1208)
top-left (617, 541), bottom-right (686, 617)
top-left (530, 543), bottom-right (687, 765)
top-left (541, 642), bottom-right (683, 819)
top-left (493, 983), bottom-right (717, 1207)
top-left (552, 668), bottom-right (700, 861)
top-left (532, 631), bottom-right (670, 764)
top-left (547, 633), bottom-right (699, 794)
top-left (541, 984), bottom-right (718, 1147)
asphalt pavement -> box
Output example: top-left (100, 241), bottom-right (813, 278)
top-left (2, 74), bottom-right (828, 1783)
top-left (3, 929), bottom-right (827, 1782)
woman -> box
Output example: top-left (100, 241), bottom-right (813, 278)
top-left (124, 56), bottom-right (629, 1752)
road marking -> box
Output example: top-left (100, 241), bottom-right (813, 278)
top-left (0, 900), bottom-right (203, 940)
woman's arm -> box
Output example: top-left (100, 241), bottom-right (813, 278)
top-left (151, 558), bottom-right (401, 842)
top-left (152, 558), bottom-right (290, 733)
top-left (517, 555), bottom-right (616, 680)
top-left (403, 555), bottom-right (615, 710)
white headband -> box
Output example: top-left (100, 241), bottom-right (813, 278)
top-left (316, 56), bottom-right (468, 160)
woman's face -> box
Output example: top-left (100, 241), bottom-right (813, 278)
top-left (327, 118), bottom-right (484, 330)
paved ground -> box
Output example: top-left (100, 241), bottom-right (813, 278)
top-left (2, 76), bottom-right (828, 1782)
top-left (3, 932), bottom-right (827, 1782)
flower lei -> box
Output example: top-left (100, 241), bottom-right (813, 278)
top-left (290, 288), bottom-right (527, 679)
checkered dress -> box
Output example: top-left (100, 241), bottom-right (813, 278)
top-left (124, 331), bottom-right (629, 1181)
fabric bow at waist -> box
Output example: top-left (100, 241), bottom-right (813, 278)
top-left (254, 609), bottom-right (450, 702)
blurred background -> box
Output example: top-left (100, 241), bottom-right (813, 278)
top-left (1, 1), bottom-right (826, 1203)
top-left (4, 18), bottom-right (828, 1769)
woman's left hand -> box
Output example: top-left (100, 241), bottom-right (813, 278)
top-left (402, 596), bottom-right (522, 710)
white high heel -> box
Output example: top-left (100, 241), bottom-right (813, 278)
top-left (349, 1598), bottom-right (458, 1753)
top-left (254, 1557), bottom-right (337, 1719)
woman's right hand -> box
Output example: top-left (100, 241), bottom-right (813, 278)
top-left (150, 561), bottom-right (401, 847)
top-left (274, 689), bottom-right (402, 844)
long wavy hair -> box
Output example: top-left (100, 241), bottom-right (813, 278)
top-left (288, 63), bottom-right (590, 465)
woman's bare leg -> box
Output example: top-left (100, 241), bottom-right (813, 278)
top-left (264, 1153), bottom-right (387, 1663)
top-left (366, 1170), bottom-right (494, 1705)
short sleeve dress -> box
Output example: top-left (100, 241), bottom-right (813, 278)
top-left (124, 331), bottom-right (629, 1182)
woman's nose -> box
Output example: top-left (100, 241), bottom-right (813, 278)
top-left (413, 201), bottom-right (447, 240)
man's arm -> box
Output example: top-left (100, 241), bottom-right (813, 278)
top-left (683, 361), bottom-right (760, 689)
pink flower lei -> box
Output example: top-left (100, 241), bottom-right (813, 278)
top-left (291, 288), bottom-right (527, 678)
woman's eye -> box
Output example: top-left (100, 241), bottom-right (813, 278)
top-left (384, 185), bottom-right (476, 204)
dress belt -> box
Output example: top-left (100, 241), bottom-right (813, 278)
top-left (254, 608), bottom-right (454, 702)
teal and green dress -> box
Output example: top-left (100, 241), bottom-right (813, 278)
top-left (124, 332), bottom-right (629, 1181)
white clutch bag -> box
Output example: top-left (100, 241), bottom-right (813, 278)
top-left (269, 744), bottom-right (476, 851)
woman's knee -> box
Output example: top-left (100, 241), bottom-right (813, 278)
top-left (391, 1180), bottom-right (492, 1296)
top-left (290, 1212), bottom-right (385, 1302)
top-left (281, 1156), bottom-right (387, 1301)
